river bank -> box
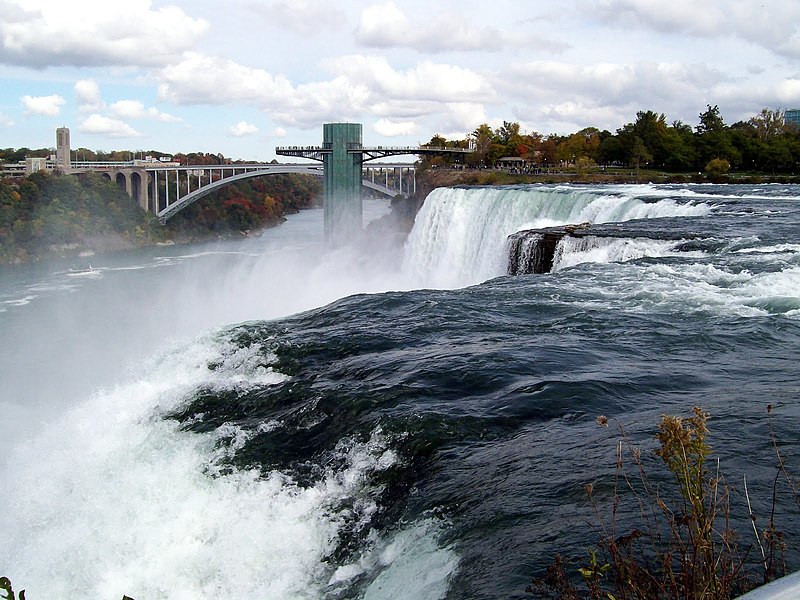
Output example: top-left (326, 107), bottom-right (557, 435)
top-left (412, 166), bottom-right (800, 200)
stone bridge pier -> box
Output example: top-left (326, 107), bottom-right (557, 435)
top-left (101, 168), bottom-right (151, 211)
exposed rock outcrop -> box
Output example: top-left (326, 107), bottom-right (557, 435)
top-left (507, 223), bottom-right (591, 275)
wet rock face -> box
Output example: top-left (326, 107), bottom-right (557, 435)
top-left (508, 223), bottom-right (592, 274)
top-left (507, 222), bottom-right (698, 275)
top-left (507, 231), bottom-right (565, 275)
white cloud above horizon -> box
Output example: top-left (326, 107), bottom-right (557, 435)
top-left (583, 0), bottom-right (800, 59)
top-left (79, 114), bottom-right (142, 137)
top-left (228, 121), bottom-right (258, 136)
top-left (21, 94), bottom-right (65, 116)
top-left (109, 100), bottom-right (179, 122)
top-left (74, 79), bottom-right (103, 112)
top-left (355, 1), bottom-right (566, 54)
top-left (256, 0), bottom-right (347, 36)
top-left (372, 118), bottom-right (416, 137)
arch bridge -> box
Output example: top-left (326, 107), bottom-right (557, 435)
top-left (69, 161), bottom-right (415, 223)
top-left (22, 122), bottom-right (472, 239)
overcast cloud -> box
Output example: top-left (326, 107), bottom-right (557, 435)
top-left (0, 0), bottom-right (798, 160)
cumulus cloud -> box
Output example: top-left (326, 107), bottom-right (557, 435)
top-left (0, 0), bottom-right (208, 68)
top-left (498, 59), bottom-right (737, 132)
top-left (270, 76), bottom-right (370, 128)
top-left (74, 79), bottom-right (103, 112)
top-left (272, 127), bottom-right (287, 138)
top-left (79, 114), bottom-right (142, 137)
top-left (775, 78), bottom-right (800, 103)
top-left (229, 121), bottom-right (258, 136)
top-left (21, 94), bottom-right (65, 116)
top-left (584, 0), bottom-right (800, 59)
top-left (157, 52), bottom-right (295, 105)
top-left (435, 102), bottom-right (489, 136)
top-left (710, 76), bottom-right (800, 121)
top-left (322, 55), bottom-right (495, 103)
top-left (156, 52), bottom-right (494, 130)
top-left (520, 102), bottom-right (630, 134)
top-left (355, 1), bottom-right (566, 53)
top-left (505, 60), bottom-right (728, 106)
top-left (372, 118), bottom-right (415, 136)
top-left (109, 100), bottom-right (179, 122)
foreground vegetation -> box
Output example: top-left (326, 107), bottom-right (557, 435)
top-left (529, 407), bottom-right (798, 599)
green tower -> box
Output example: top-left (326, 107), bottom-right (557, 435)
top-left (323, 123), bottom-right (363, 246)
top-left (276, 122), bottom-right (471, 246)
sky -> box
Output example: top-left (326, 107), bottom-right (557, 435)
top-left (1, 0), bottom-right (799, 162)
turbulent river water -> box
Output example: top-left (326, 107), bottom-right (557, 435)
top-left (2, 184), bottom-right (800, 599)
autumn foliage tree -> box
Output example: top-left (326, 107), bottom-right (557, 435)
top-left (166, 173), bottom-right (321, 237)
top-left (0, 171), bottom-right (164, 264)
top-left (419, 105), bottom-right (800, 176)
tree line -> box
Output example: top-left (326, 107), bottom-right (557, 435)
top-left (0, 169), bottom-right (321, 265)
top-left (424, 106), bottom-right (800, 176)
top-left (167, 172), bottom-right (321, 237)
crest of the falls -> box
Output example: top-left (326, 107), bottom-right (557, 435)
top-left (401, 185), bottom-right (711, 287)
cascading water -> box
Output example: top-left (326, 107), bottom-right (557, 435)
top-left (507, 232), bottom-right (546, 275)
top-left (401, 185), bottom-right (711, 287)
top-left (3, 184), bottom-right (800, 600)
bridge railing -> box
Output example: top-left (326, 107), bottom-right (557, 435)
top-left (275, 145), bottom-right (471, 154)
top-left (275, 146), bottom-right (329, 152)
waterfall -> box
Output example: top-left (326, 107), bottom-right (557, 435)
top-left (402, 185), bottom-right (711, 287)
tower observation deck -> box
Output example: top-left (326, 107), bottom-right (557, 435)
top-left (277, 123), bottom-right (470, 246)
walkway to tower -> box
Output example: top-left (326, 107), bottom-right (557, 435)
top-left (277, 122), bottom-right (470, 246)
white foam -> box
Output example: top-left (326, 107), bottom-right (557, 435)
top-left (65, 268), bottom-right (103, 279)
top-left (565, 262), bottom-right (800, 319)
top-left (360, 519), bottom-right (459, 600)
top-left (2, 294), bottom-right (37, 306)
top-left (552, 236), bottom-right (686, 271)
top-left (734, 243), bottom-right (800, 255)
top-left (0, 332), bottom-right (414, 599)
top-left (326, 518), bottom-right (459, 600)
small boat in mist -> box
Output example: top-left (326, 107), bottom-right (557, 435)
top-left (65, 264), bottom-right (102, 277)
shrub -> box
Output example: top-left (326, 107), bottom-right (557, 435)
top-left (705, 158), bottom-right (731, 179)
top-left (529, 407), bottom-right (794, 599)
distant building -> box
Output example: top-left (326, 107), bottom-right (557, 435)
top-left (786, 109), bottom-right (800, 128)
top-left (56, 126), bottom-right (71, 171)
top-left (25, 157), bottom-right (47, 174)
